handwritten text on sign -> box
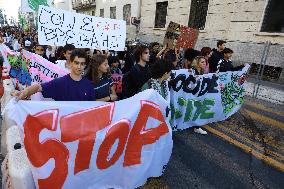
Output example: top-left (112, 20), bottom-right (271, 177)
top-left (38, 5), bottom-right (126, 51)
top-left (169, 66), bottom-right (250, 130)
top-left (111, 74), bottom-right (123, 93)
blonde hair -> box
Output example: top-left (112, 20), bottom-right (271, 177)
top-left (191, 56), bottom-right (205, 74)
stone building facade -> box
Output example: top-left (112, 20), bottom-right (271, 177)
top-left (138, 0), bottom-right (284, 82)
top-left (95, 0), bottom-right (141, 40)
top-left (54, 0), bottom-right (74, 11)
top-left (72, 0), bottom-right (96, 15)
top-left (72, 0), bottom-right (140, 40)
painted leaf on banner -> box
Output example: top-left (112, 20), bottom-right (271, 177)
top-left (21, 0), bottom-right (53, 13)
top-left (28, 0), bottom-right (49, 11)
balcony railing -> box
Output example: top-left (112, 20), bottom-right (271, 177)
top-left (72, 0), bottom-right (96, 10)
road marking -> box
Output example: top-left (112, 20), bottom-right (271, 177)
top-left (244, 101), bottom-right (284, 117)
top-left (215, 123), bottom-right (284, 161)
top-left (204, 125), bottom-right (284, 172)
top-left (242, 109), bottom-right (284, 130)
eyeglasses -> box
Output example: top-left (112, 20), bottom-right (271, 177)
top-left (36, 48), bottom-right (44, 51)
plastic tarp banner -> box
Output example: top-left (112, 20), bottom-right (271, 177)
top-left (169, 65), bottom-right (250, 130)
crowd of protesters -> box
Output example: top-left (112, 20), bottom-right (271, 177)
top-left (0, 26), bottom-right (247, 135)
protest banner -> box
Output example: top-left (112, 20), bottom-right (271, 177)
top-left (111, 73), bottom-right (123, 94)
top-left (169, 65), bottom-right (250, 130)
top-left (37, 5), bottom-right (126, 51)
top-left (163, 21), bottom-right (180, 49)
top-left (21, 0), bottom-right (53, 13)
top-left (163, 21), bottom-right (199, 49)
top-left (5, 90), bottom-right (173, 189)
top-left (176, 26), bottom-right (199, 49)
top-left (0, 44), bottom-right (18, 69)
top-left (0, 44), bottom-right (68, 88)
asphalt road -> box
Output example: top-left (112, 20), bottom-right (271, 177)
top-left (141, 96), bottom-right (284, 189)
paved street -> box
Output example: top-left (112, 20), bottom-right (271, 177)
top-left (140, 96), bottom-right (284, 189)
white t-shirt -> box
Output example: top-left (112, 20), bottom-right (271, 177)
top-left (55, 60), bottom-right (70, 73)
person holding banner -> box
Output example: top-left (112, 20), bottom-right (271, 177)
top-left (191, 56), bottom-right (207, 75)
top-left (209, 40), bottom-right (226, 73)
top-left (190, 56), bottom-right (208, 135)
top-left (14, 49), bottom-right (96, 101)
top-left (122, 45), bottom-right (151, 98)
top-left (141, 59), bottom-right (172, 101)
top-left (88, 54), bottom-right (118, 102)
top-left (219, 48), bottom-right (245, 72)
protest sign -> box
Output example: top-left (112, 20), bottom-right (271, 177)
top-left (0, 44), bottom-right (68, 88)
top-left (23, 50), bottom-right (68, 84)
top-left (176, 26), bottom-right (199, 49)
top-left (21, 0), bottom-right (53, 13)
top-left (111, 73), bottom-right (123, 94)
top-left (163, 21), bottom-right (180, 49)
top-left (169, 65), bottom-right (250, 130)
top-left (38, 5), bottom-right (126, 51)
top-left (163, 21), bottom-right (199, 49)
top-left (0, 44), bottom-right (18, 69)
top-left (5, 90), bottom-right (172, 189)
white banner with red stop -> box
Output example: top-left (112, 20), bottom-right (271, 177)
top-left (5, 89), bottom-right (172, 189)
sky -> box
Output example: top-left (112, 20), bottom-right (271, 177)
top-left (2, 0), bottom-right (21, 20)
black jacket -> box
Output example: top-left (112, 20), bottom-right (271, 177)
top-left (208, 49), bottom-right (223, 73)
top-left (219, 59), bottom-right (244, 72)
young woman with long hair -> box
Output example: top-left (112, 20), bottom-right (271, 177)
top-left (88, 54), bottom-right (118, 102)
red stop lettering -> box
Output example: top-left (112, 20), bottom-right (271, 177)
top-left (60, 103), bottom-right (114, 174)
top-left (23, 109), bottom-right (69, 189)
top-left (97, 119), bottom-right (130, 169)
top-left (124, 101), bottom-right (169, 166)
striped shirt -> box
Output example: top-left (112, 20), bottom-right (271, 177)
top-left (93, 76), bottom-right (113, 99)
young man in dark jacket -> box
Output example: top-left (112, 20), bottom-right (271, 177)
top-left (209, 40), bottom-right (226, 72)
top-left (123, 45), bottom-right (151, 98)
top-left (219, 48), bottom-right (245, 72)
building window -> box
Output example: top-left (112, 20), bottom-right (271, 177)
top-left (261, 0), bottom-right (284, 33)
top-left (110, 7), bottom-right (116, 19)
top-left (92, 10), bottom-right (95, 16)
top-left (188, 0), bottom-right (209, 30)
top-left (154, 1), bottom-right (168, 28)
top-left (100, 9), bottom-right (104, 17)
top-left (123, 4), bottom-right (131, 25)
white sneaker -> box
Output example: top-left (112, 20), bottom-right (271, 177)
top-left (194, 128), bottom-right (207, 135)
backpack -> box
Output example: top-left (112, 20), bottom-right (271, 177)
top-left (122, 64), bottom-right (140, 98)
